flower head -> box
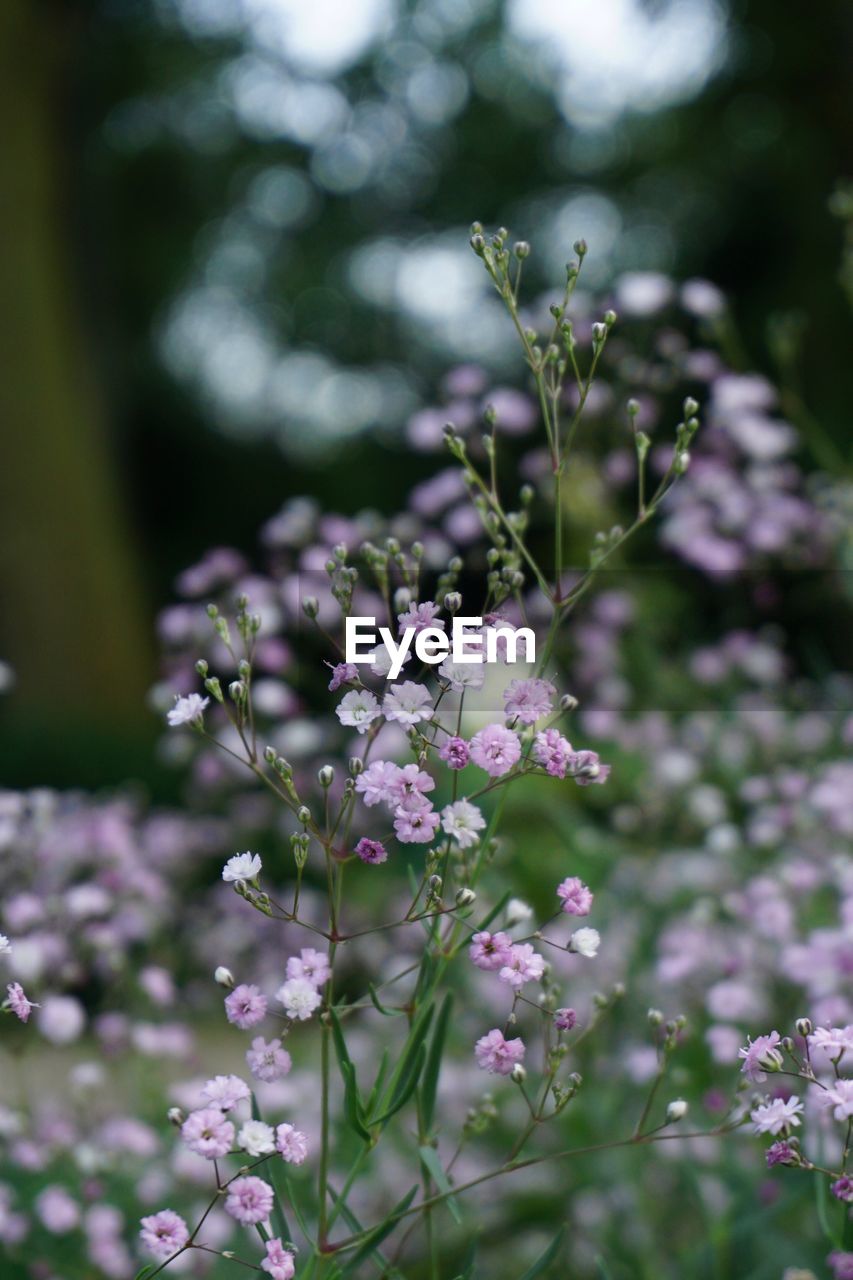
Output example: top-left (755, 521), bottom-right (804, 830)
top-left (200, 1074), bottom-right (251, 1111)
top-left (751, 1096), bottom-right (803, 1136)
top-left (223, 852), bottom-right (262, 883)
top-left (398, 601), bottom-right (443, 634)
top-left (441, 799), bottom-right (486, 849)
top-left (570, 927), bottom-right (601, 957)
top-left (818, 1080), bottom-right (853, 1123)
top-left (6, 981), bottom-right (37, 1023)
top-left (327, 662), bottom-right (358, 691)
top-left (277, 977), bottom-right (322, 1021)
top-left (354, 836), bottom-right (388, 864)
top-left (557, 876), bottom-right (594, 917)
top-left (738, 1031), bottom-right (783, 1083)
top-left (383, 681), bottom-right (434, 726)
top-left (503, 677), bottom-right (556, 724)
top-left (224, 1176), bottom-right (275, 1226)
top-left (286, 948), bottom-right (331, 988)
top-left (261, 1238), bottom-right (296, 1280)
top-left (225, 984), bottom-right (268, 1030)
top-left (533, 728), bottom-right (573, 778)
top-left (336, 689), bottom-right (381, 734)
top-left (469, 931), bottom-right (513, 972)
top-left (140, 1209), bottom-right (189, 1258)
top-left (498, 943), bottom-right (546, 989)
top-left (238, 1119), bottom-right (276, 1156)
top-left (469, 724), bottom-right (522, 778)
top-left (554, 1008), bottom-right (578, 1032)
top-left (438, 736), bottom-right (470, 769)
top-left (474, 1028), bottom-right (526, 1075)
top-left (181, 1107), bottom-right (235, 1159)
top-left (275, 1123), bottom-right (309, 1164)
top-left (246, 1036), bottom-right (292, 1082)
top-left (393, 800), bottom-right (440, 844)
top-left (166, 693), bottom-right (209, 728)
top-left (355, 761), bottom-right (400, 806)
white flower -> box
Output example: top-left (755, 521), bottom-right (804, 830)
top-left (571, 928), bottom-right (601, 958)
top-left (437, 657), bottom-right (485, 692)
top-left (336, 689), bottom-right (381, 734)
top-left (666, 1099), bottom-right (689, 1122)
top-left (505, 898), bottom-right (533, 927)
top-left (237, 1119), bottom-right (276, 1156)
top-left (0, 934), bottom-right (11, 958)
top-left (818, 1080), bottom-right (853, 1122)
top-left (751, 1096), bottom-right (803, 1135)
top-left (369, 643), bottom-right (411, 678)
top-left (276, 977), bottom-right (322, 1022)
top-left (222, 852), bottom-right (262, 884)
top-left (441, 800), bottom-right (486, 849)
top-left (382, 681), bottom-right (433, 726)
top-left (166, 693), bottom-right (209, 727)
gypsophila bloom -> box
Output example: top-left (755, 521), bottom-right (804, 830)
top-left (327, 661), bottom-right (358, 691)
top-left (225, 1176), bottom-right (275, 1226)
top-left (532, 728), bottom-right (573, 778)
top-left (261, 1238), bottom-right (296, 1280)
top-left (738, 1031), bottom-right (784, 1082)
top-left (469, 931), bottom-right (513, 971)
top-left (336, 688), bottom-right (380, 734)
top-left (818, 1080), bottom-right (853, 1122)
top-left (275, 1123), bottom-right (309, 1164)
top-left (439, 736), bottom-right (470, 769)
top-left (382, 681), bottom-right (433, 726)
top-left (554, 1007), bottom-right (578, 1031)
top-left (474, 1028), bottom-right (526, 1075)
top-left (166, 693), bottom-right (209, 727)
top-left (387, 763), bottom-right (435, 804)
top-left (571, 749), bottom-right (611, 786)
top-left (438, 656), bottom-right (485, 692)
top-left (809, 1026), bottom-right (853, 1060)
top-left (831, 1176), bottom-right (853, 1203)
top-left (277, 976), bottom-right (322, 1021)
top-left (247, 1037), bottom-right (292, 1082)
top-left (222, 851), bottom-right (262, 883)
top-left (225, 984), bottom-right (268, 1029)
top-left (354, 836), bottom-right (388, 864)
top-left (557, 876), bottom-right (594, 916)
top-left (441, 799), bottom-right (486, 848)
top-left (200, 1074), bottom-right (251, 1111)
top-left (393, 800), bottom-right (440, 844)
top-left (751, 1097), bottom-right (804, 1135)
top-left (469, 724), bottom-right (522, 778)
top-left (398, 600), bottom-right (444, 633)
top-left (6, 982), bottom-right (37, 1023)
top-left (286, 948), bottom-right (331, 987)
top-left (828, 1252), bottom-right (853, 1280)
top-left (238, 1119), bottom-right (276, 1156)
top-left (355, 761), bottom-right (401, 806)
top-left (766, 1140), bottom-right (800, 1167)
top-left (503, 677), bottom-right (556, 724)
top-left (499, 943), bottom-right (546, 989)
top-left (180, 1107), bottom-right (235, 1159)
top-left (140, 1210), bottom-right (189, 1258)
top-left (570, 927), bottom-right (601, 957)
top-left (36, 1185), bottom-right (80, 1234)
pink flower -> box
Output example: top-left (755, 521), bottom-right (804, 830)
top-left (554, 1008), bottom-right (577, 1031)
top-left (828, 1251), bottom-right (853, 1280)
top-left (355, 761), bottom-right (401, 807)
top-left (200, 1074), bottom-right (251, 1111)
top-left (180, 1108), bottom-right (235, 1159)
top-left (469, 724), bottom-right (522, 777)
top-left (498, 943), bottom-right (546, 989)
top-left (382, 681), bottom-right (434, 726)
top-left (327, 661), bottom-right (358, 691)
top-left (398, 601), bottom-right (444, 634)
top-left (139, 1209), bottom-right (189, 1258)
top-left (819, 1080), bottom-right (853, 1122)
top-left (439, 736), bottom-right (470, 769)
top-left (247, 1037), bottom-right (292, 1082)
top-left (225, 1176), bottom-right (275, 1226)
top-left (532, 728), bottom-right (573, 778)
top-left (354, 837), bottom-right (387, 864)
top-left (474, 1028), bottom-right (526, 1075)
top-left (750, 1096), bottom-right (803, 1135)
top-left (275, 1123), bottom-right (309, 1164)
top-left (225, 984), bottom-right (268, 1030)
top-left (393, 800), bottom-right (440, 844)
top-left (386, 763), bottom-right (435, 805)
top-left (570, 749), bottom-right (612, 786)
top-left (557, 877), bottom-right (593, 917)
top-left (738, 1031), bottom-right (783, 1083)
top-left (286, 948), bottom-right (330, 988)
top-left (469, 931), bottom-right (513, 972)
top-left (261, 1237), bottom-right (296, 1280)
top-left (503, 677), bottom-right (556, 724)
top-left (6, 981), bottom-right (37, 1023)
top-left (36, 1185), bottom-right (80, 1234)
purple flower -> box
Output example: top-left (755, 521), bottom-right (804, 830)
top-left (469, 931), bottom-right (513, 972)
top-left (829, 1252), bottom-right (853, 1280)
top-left (474, 1028), bottom-right (526, 1075)
top-left (246, 1036), bottom-right (292, 1083)
top-left (139, 1209), bottom-right (189, 1259)
top-left (557, 876), bottom-right (594, 917)
top-left (261, 1237), bottom-right (296, 1280)
top-left (355, 761), bottom-right (401, 807)
top-left (398, 601), bottom-right (444, 634)
top-left (327, 662), bottom-right (358, 691)
top-left (503, 677), bottom-right (556, 724)
top-left (469, 724), bottom-right (522, 778)
top-left (738, 1031), bottom-right (783, 1083)
top-left (6, 981), bottom-right (37, 1023)
top-left (570, 750), bottom-right (611, 786)
top-left (533, 728), bottom-right (573, 778)
top-left (275, 1123), bottom-right (308, 1164)
top-left (439, 736), bottom-right (470, 770)
top-left (554, 1008), bottom-right (578, 1032)
top-left (393, 799), bottom-right (440, 844)
top-left (832, 1176), bottom-right (853, 1203)
top-left (765, 1140), bottom-right (799, 1167)
top-left (181, 1107), bottom-right (235, 1159)
top-left (200, 1074), bottom-right (251, 1111)
top-left (498, 943), bottom-right (546, 989)
top-left (225, 984), bottom-right (268, 1030)
top-left (354, 837), bottom-right (388, 865)
top-left (286, 948), bottom-right (331, 987)
top-left (225, 1176), bottom-right (275, 1225)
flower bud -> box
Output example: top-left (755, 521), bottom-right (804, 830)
top-left (444, 592), bottom-right (462, 614)
top-left (168, 1107), bottom-right (186, 1127)
top-left (195, 659), bottom-right (209, 677)
top-left (560, 693), bottom-right (579, 711)
top-left (214, 966), bottom-right (235, 989)
top-left (795, 1017), bottom-right (812, 1037)
top-left (349, 757), bottom-right (364, 776)
top-left (318, 766), bottom-right (334, 788)
top-left (683, 397), bottom-right (700, 418)
top-left (510, 1063), bottom-right (527, 1084)
top-left (297, 806), bottom-right (311, 825)
top-left (573, 238), bottom-right (588, 257)
top-left (648, 1008), bottom-right (664, 1026)
top-left (666, 1099), bottom-right (688, 1122)
top-left (455, 888), bottom-right (477, 908)
top-left (302, 597), bottom-right (319, 620)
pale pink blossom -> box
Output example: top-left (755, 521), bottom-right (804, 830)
top-left (139, 1209), bottom-right (189, 1258)
top-left (224, 1176), bottom-right (275, 1225)
top-left (469, 931), bottom-right (513, 972)
top-left (503, 677), bottom-right (556, 724)
top-left (6, 982), bottom-right (37, 1023)
top-left (181, 1108), bottom-right (235, 1159)
top-left (474, 1028), bottom-right (526, 1075)
top-left (336, 689), bottom-right (381, 734)
top-left (275, 1123), bottom-right (309, 1164)
top-left (393, 800), bottom-right (440, 844)
top-left (286, 948), bottom-right (331, 988)
top-left (382, 681), bottom-right (434, 726)
top-left (246, 1037), bottom-right (292, 1082)
top-left (738, 1031), bottom-right (783, 1083)
top-left (200, 1075), bottom-right (251, 1111)
top-left (277, 977), bottom-right (322, 1021)
top-left (557, 877), bottom-right (593, 917)
top-left (261, 1238), bottom-right (296, 1280)
top-left (469, 724), bottom-right (522, 777)
top-left (225, 985), bottom-right (268, 1030)
top-left (498, 943), bottom-right (546, 989)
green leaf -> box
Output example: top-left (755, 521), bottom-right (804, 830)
top-left (329, 1009), bottom-right (372, 1142)
top-left (329, 1188), bottom-right (397, 1275)
top-left (366, 1048), bottom-right (390, 1114)
top-left (518, 1226), bottom-right (565, 1279)
top-left (594, 1255), bottom-right (614, 1280)
top-left (339, 1186), bottom-right (418, 1275)
top-left (265, 1156), bottom-right (295, 1242)
top-left (817, 1172), bottom-right (843, 1248)
top-left (380, 1002), bottom-right (434, 1112)
top-left (134, 1268), bottom-right (155, 1280)
top-left (422, 992), bottom-right (453, 1133)
top-left (419, 1144), bottom-right (461, 1225)
top-left (372, 1044), bottom-right (425, 1126)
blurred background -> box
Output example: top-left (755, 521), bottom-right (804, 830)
top-left (0, 0), bottom-right (851, 791)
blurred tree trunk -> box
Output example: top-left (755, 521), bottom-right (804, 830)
top-left (0, 0), bottom-right (151, 736)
